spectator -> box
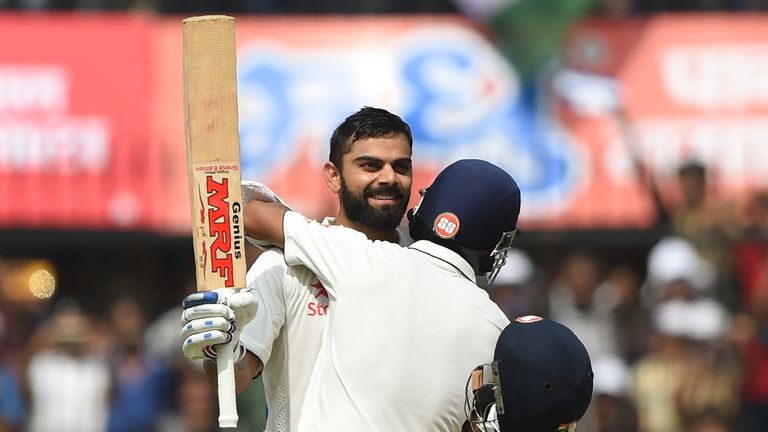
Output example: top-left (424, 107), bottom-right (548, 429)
top-left (596, 264), bottom-right (651, 364)
top-left (643, 236), bottom-right (716, 305)
top-left (689, 413), bottom-right (733, 432)
top-left (633, 300), bottom-right (699, 432)
top-left (732, 275), bottom-right (768, 432)
top-left (670, 160), bottom-right (741, 310)
top-left (107, 295), bottom-right (174, 432)
top-left (580, 356), bottom-right (639, 432)
top-left (634, 298), bottom-right (737, 432)
top-left (0, 362), bottom-right (25, 431)
top-left (0, 308), bottom-right (25, 432)
top-left (144, 281), bottom-right (194, 366)
top-left (488, 248), bottom-right (546, 319)
top-left (157, 367), bottom-right (218, 432)
top-left (675, 302), bottom-right (740, 430)
top-left (733, 190), bottom-right (768, 307)
top-left (24, 300), bottom-right (111, 432)
top-left (548, 251), bottom-right (618, 360)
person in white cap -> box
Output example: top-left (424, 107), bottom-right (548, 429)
top-left (643, 236), bottom-right (716, 305)
top-left (488, 248), bottom-right (544, 319)
top-left (633, 297), bottom-right (738, 432)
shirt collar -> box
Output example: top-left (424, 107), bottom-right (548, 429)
top-left (408, 240), bottom-right (477, 284)
top-left (321, 216), bottom-right (411, 247)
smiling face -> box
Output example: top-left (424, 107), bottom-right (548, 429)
top-left (325, 133), bottom-right (412, 231)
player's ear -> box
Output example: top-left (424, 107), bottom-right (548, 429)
top-left (324, 162), bottom-right (342, 193)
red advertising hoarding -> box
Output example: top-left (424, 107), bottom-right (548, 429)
top-left (0, 14), bottom-right (766, 232)
top-left (556, 15), bottom-right (768, 228)
top-left (0, 14), bottom-right (160, 230)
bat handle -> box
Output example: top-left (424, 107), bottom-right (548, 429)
top-left (217, 340), bottom-right (238, 428)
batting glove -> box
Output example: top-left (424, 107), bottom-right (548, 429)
top-left (241, 180), bottom-right (293, 249)
top-left (241, 180), bottom-right (292, 208)
top-left (180, 288), bottom-right (258, 362)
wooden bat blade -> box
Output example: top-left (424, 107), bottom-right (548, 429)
top-left (183, 15), bottom-right (246, 293)
top-left (183, 14), bottom-right (245, 429)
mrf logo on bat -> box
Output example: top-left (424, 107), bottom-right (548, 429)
top-left (195, 163), bottom-right (244, 288)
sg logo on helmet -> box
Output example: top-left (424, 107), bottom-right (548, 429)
top-left (434, 212), bottom-right (460, 239)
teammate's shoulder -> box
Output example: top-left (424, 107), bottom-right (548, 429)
top-left (288, 212), bottom-right (367, 239)
top-left (247, 248), bottom-right (288, 276)
top-left (481, 294), bottom-right (510, 328)
top-left (286, 263), bottom-right (320, 282)
top-left (255, 248), bottom-right (288, 264)
top-left (320, 224), bottom-right (372, 248)
top-left (371, 238), bottom-right (409, 253)
top-left (253, 250), bottom-right (317, 282)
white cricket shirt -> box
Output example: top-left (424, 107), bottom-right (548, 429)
top-left (281, 211), bottom-right (510, 432)
top-left (240, 250), bottom-right (327, 432)
top-left (239, 217), bottom-right (411, 432)
top-left (27, 350), bottom-right (110, 432)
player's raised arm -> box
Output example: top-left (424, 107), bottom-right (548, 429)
top-left (240, 182), bottom-right (370, 291)
top-left (243, 200), bottom-right (289, 248)
top-left (237, 180), bottom-right (290, 249)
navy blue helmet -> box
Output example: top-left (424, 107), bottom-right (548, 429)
top-left (408, 159), bottom-right (521, 287)
top-left (466, 317), bottom-right (594, 431)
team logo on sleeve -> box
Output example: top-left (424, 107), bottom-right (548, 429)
top-left (311, 281), bottom-right (329, 300)
top-left (433, 212), bottom-right (460, 239)
top-left (307, 281), bottom-right (329, 317)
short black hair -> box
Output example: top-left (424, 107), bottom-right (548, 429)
top-left (329, 107), bottom-right (413, 170)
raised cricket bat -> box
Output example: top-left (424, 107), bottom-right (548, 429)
top-left (183, 15), bottom-right (246, 429)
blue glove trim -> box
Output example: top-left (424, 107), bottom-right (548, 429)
top-left (183, 291), bottom-right (220, 308)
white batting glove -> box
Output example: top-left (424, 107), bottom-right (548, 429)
top-left (180, 288), bottom-right (258, 362)
top-left (241, 180), bottom-right (293, 249)
top-left (241, 180), bottom-right (292, 208)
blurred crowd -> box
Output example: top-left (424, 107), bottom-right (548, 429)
top-left (488, 161), bottom-right (768, 432)
top-left (0, 287), bottom-right (229, 432)
top-left (0, 159), bottom-right (762, 432)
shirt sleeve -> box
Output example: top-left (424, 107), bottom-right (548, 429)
top-left (239, 249), bottom-right (288, 365)
top-left (282, 211), bottom-right (369, 296)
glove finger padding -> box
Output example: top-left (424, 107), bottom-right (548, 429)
top-left (181, 303), bottom-right (235, 323)
top-left (182, 329), bottom-right (232, 361)
top-left (181, 316), bottom-right (233, 341)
